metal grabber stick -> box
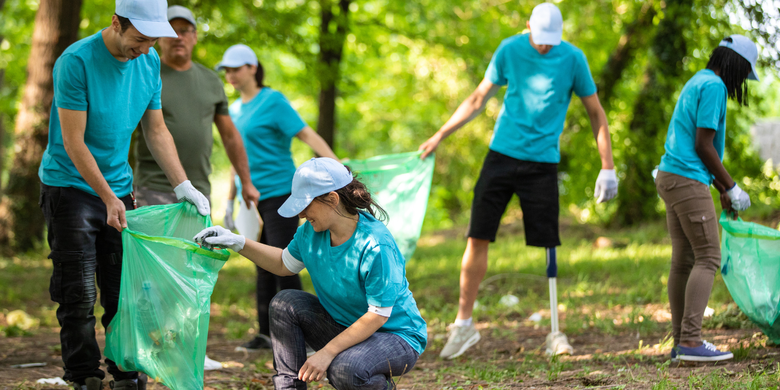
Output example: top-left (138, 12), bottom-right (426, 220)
top-left (546, 247), bottom-right (559, 334)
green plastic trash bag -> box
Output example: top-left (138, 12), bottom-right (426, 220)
top-left (105, 202), bottom-right (229, 389)
top-left (720, 212), bottom-right (780, 343)
top-left (346, 151), bottom-right (435, 260)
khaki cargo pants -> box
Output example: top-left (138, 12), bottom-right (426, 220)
top-left (656, 171), bottom-right (721, 345)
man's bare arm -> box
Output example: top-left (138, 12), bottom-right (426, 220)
top-left (419, 78), bottom-right (501, 159)
top-left (215, 114), bottom-right (259, 205)
top-left (59, 108), bottom-right (127, 231)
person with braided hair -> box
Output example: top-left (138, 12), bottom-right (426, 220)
top-left (656, 34), bottom-right (759, 362)
top-left (194, 158), bottom-right (426, 390)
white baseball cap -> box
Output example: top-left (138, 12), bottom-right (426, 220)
top-left (278, 158), bottom-right (354, 218)
top-left (167, 5), bottom-right (196, 27)
top-left (719, 34), bottom-right (760, 81)
top-left (529, 3), bottom-right (563, 46)
top-left (215, 44), bottom-right (258, 71)
top-left (115, 0), bottom-right (177, 38)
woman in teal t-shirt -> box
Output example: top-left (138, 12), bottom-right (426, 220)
top-left (655, 35), bottom-right (758, 363)
top-left (195, 158), bottom-right (426, 390)
top-left (215, 44), bottom-right (338, 352)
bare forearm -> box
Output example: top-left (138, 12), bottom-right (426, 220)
top-left (64, 141), bottom-right (116, 201)
top-left (588, 110), bottom-right (614, 169)
top-left (436, 93), bottom-right (488, 140)
top-left (218, 117), bottom-right (254, 188)
top-left (297, 127), bottom-right (338, 159)
top-left (224, 140), bottom-right (252, 188)
top-left (239, 240), bottom-right (294, 276)
top-left (697, 145), bottom-right (734, 189)
top-left (321, 313), bottom-right (387, 356)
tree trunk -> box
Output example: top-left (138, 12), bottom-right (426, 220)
top-left (0, 0), bottom-right (83, 252)
top-left (0, 68), bottom-right (5, 194)
top-left (597, 1), bottom-right (656, 106)
top-left (0, 0), bottom-right (7, 192)
top-left (617, 0), bottom-right (694, 226)
top-left (316, 0), bottom-right (350, 149)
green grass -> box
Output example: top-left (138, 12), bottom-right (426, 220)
top-left (1, 216), bottom-right (776, 388)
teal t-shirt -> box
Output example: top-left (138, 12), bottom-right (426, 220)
top-left (485, 33), bottom-right (597, 163)
top-left (39, 30), bottom-right (162, 197)
top-left (285, 212), bottom-right (428, 354)
top-left (229, 88), bottom-right (306, 201)
top-left (659, 69), bottom-right (727, 185)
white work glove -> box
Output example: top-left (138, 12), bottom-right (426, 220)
top-left (194, 226), bottom-right (245, 252)
top-left (224, 199), bottom-right (236, 231)
top-left (594, 169), bottom-right (618, 203)
top-left (174, 180), bottom-right (210, 216)
top-left (727, 183), bottom-right (751, 211)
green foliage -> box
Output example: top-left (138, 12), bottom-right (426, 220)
top-left (1, 0), bottom-right (780, 228)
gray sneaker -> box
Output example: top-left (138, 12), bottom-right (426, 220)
top-left (439, 323), bottom-right (481, 359)
top-left (71, 377), bottom-right (102, 390)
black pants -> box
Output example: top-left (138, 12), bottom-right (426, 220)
top-left (39, 183), bottom-right (138, 384)
top-left (467, 150), bottom-right (561, 247)
top-left (255, 194), bottom-right (302, 336)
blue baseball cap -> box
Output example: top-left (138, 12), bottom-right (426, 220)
top-left (529, 3), bottom-right (563, 46)
top-left (278, 158), bottom-right (353, 218)
top-left (719, 34), bottom-right (760, 81)
top-left (215, 44), bottom-right (258, 71)
top-left (116, 0), bottom-right (177, 38)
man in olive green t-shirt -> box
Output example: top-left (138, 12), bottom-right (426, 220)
top-left (134, 5), bottom-right (259, 207)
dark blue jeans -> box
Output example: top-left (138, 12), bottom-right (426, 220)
top-left (269, 290), bottom-right (419, 390)
top-left (40, 183), bottom-right (138, 384)
top-left (256, 194), bottom-right (302, 336)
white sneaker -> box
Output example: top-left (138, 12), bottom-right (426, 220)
top-left (439, 323), bottom-right (481, 359)
top-left (545, 331), bottom-right (574, 356)
top-left (204, 355), bottom-right (223, 370)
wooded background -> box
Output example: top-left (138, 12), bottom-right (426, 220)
top-left (1, 0), bottom-right (779, 254)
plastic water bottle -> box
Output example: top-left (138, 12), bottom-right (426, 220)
top-left (137, 281), bottom-right (163, 347)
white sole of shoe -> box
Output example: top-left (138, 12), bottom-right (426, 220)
top-left (545, 335), bottom-right (574, 356)
top-left (444, 332), bottom-right (481, 360)
top-left (678, 353), bottom-right (734, 362)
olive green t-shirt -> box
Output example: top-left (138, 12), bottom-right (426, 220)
top-left (134, 61), bottom-right (229, 196)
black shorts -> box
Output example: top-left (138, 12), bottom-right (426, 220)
top-left (466, 150), bottom-right (561, 247)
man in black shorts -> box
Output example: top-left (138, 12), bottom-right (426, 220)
top-left (420, 2), bottom-right (617, 359)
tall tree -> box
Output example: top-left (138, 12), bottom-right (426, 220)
top-left (0, 0), bottom-right (83, 252)
top-left (316, 0), bottom-right (350, 148)
top-left (616, 0), bottom-right (694, 225)
top-left (597, 1), bottom-right (656, 107)
top-left (0, 0), bottom-right (7, 192)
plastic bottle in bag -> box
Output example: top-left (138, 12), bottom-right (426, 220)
top-left (137, 281), bottom-right (163, 348)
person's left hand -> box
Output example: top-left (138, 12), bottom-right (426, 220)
top-left (174, 180), bottom-right (211, 216)
top-left (241, 182), bottom-right (260, 208)
top-left (298, 350), bottom-right (336, 383)
top-left (594, 169), bottom-right (618, 203)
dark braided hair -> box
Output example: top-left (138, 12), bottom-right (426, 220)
top-left (314, 167), bottom-right (388, 222)
top-left (706, 37), bottom-right (752, 106)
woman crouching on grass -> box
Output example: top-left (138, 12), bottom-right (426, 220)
top-left (195, 157), bottom-right (427, 390)
top-left (655, 35), bottom-right (758, 363)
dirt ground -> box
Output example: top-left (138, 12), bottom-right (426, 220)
top-left (1, 323), bottom-right (773, 389)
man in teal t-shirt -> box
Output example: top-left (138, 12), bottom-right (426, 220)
top-left (419, 2), bottom-right (617, 359)
top-left (38, 1), bottom-right (209, 389)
